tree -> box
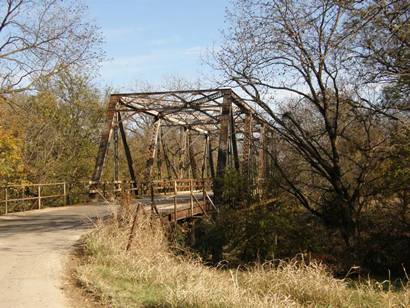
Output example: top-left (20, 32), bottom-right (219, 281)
top-left (0, 70), bottom-right (104, 187)
top-left (349, 1), bottom-right (409, 83)
top-left (0, 112), bottom-right (23, 182)
top-left (347, 0), bottom-right (410, 111)
top-left (214, 0), bottom-right (403, 248)
top-left (0, 0), bottom-right (103, 95)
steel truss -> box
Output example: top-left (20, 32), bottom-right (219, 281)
top-left (89, 88), bottom-right (275, 202)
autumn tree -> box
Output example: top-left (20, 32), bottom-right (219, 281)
top-left (214, 0), bottom-right (406, 248)
top-left (0, 70), bottom-right (104, 190)
top-left (0, 107), bottom-right (23, 183)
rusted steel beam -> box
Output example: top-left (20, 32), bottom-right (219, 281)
top-left (120, 99), bottom-right (209, 135)
top-left (214, 93), bottom-right (232, 203)
top-left (178, 127), bottom-right (186, 178)
top-left (116, 88), bottom-right (273, 132)
top-left (201, 135), bottom-right (208, 179)
top-left (266, 129), bottom-right (275, 177)
top-left (216, 94), bottom-right (231, 178)
top-left (143, 119), bottom-right (162, 184)
top-left (230, 110), bottom-right (240, 171)
top-left (171, 93), bottom-right (220, 121)
top-left (187, 91), bottom-right (223, 106)
top-left (241, 112), bottom-right (253, 177)
top-left (89, 95), bottom-right (118, 197)
top-left (229, 91), bottom-right (275, 129)
top-left (118, 112), bottom-right (138, 195)
top-left (208, 137), bottom-right (215, 179)
top-left (259, 123), bottom-right (266, 179)
top-left (113, 112), bottom-right (120, 194)
top-left (113, 88), bottom-right (227, 97)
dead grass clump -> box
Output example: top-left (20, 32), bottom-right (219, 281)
top-left (76, 206), bottom-right (409, 307)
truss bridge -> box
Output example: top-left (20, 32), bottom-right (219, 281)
top-left (89, 88), bottom-right (275, 221)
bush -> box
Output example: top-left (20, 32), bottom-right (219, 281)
top-left (192, 201), bottom-right (337, 265)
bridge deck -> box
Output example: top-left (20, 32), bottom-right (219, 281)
top-left (135, 191), bottom-right (213, 222)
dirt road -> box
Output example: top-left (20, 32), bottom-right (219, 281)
top-left (0, 205), bottom-right (112, 308)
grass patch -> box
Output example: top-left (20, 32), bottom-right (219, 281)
top-left (76, 206), bottom-right (409, 307)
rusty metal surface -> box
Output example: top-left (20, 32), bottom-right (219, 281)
top-left (90, 96), bottom-right (118, 190)
top-left (89, 88), bottom-right (275, 203)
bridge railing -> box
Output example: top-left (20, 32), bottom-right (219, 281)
top-left (150, 179), bottom-right (214, 222)
top-left (89, 178), bottom-right (215, 222)
top-left (0, 179), bottom-right (214, 218)
top-left (90, 178), bottom-right (213, 199)
top-left (0, 182), bottom-right (67, 215)
top-left (151, 179), bottom-right (212, 195)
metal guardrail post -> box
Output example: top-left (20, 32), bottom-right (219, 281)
top-left (63, 182), bottom-right (67, 206)
top-left (5, 188), bottom-right (8, 214)
top-left (150, 183), bottom-right (154, 213)
top-left (38, 185), bottom-right (41, 209)
top-left (190, 179), bottom-right (193, 217)
top-left (173, 180), bottom-right (177, 223)
top-left (202, 179), bottom-right (206, 213)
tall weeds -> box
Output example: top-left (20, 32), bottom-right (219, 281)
top-left (76, 204), bottom-right (409, 307)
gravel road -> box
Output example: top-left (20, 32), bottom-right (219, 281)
top-left (0, 205), bottom-right (112, 308)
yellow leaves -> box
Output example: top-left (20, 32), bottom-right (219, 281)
top-left (0, 126), bottom-right (24, 180)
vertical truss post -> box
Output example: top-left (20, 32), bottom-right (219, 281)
top-left (208, 136), bottom-right (215, 179)
top-left (258, 123), bottom-right (268, 195)
top-left (89, 95), bottom-right (118, 198)
top-left (113, 112), bottom-right (120, 195)
top-left (230, 111), bottom-right (240, 171)
top-left (215, 91), bottom-right (232, 203)
top-left (118, 112), bottom-right (138, 196)
top-left (179, 127), bottom-right (188, 178)
top-left (173, 180), bottom-right (177, 223)
top-left (267, 130), bottom-right (275, 178)
top-left (216, 93), bottom-right (231, 177)
top-left (201, 135), bottom-right (208, 179)
top-left (143, 118), bottom-right (162, 185)
top-left (241, 112), bottom-right (253, 177)
top-left (259, 123), bottom-right (267, 179)
top-left (156, 128), bottom-right (163, 180)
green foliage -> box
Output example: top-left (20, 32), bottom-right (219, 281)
top-left (214, 167), bottom-right (262, 209)
top-left (0, 70), bottom-right (105, 194)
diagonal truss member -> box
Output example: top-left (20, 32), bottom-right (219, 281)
top-left (89, 88), bottom-right (275, 202)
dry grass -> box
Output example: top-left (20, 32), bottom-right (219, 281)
top-left (76, 206), bottom-right (409, 307)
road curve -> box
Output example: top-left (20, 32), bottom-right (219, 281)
top-left (0, 205), bottom-right (112, 308)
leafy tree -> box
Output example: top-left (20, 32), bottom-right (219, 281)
top-left (0, 70), bottom-right (104, 195)
top-left (0, 0), bottom-right (103, 95)
top-left (0, 117), bottom-right (23, 182)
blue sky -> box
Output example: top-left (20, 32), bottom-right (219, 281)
top-left (86, 0), bottom-right (230, 90)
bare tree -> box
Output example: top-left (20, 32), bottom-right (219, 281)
top-left (348, 0), bottom-right (410, 85)
top-left (0, 0), bottom-right (103, 94)
top-left (214, 0), bottom-right (398, 248)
